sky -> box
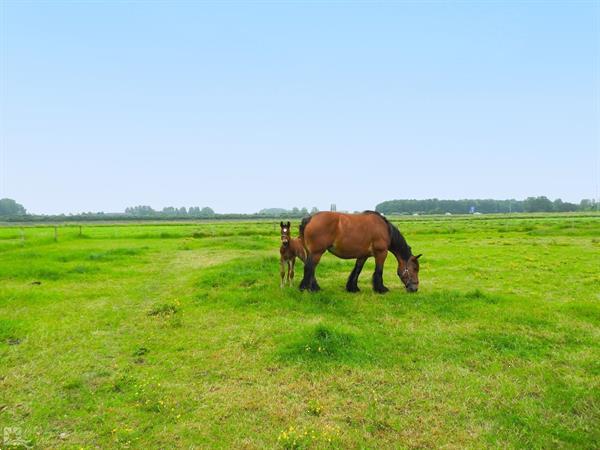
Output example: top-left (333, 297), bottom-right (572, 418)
top-left (1, 1), bottom-right (598, 215)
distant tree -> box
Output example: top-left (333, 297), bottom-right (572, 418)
top-left (200, 207), bottom-right (215, 217)
top-left (125, 205), bottom-right (156, 216)
top-left (552, 199), bottom-right (577, 212)
top-left (0, 198), bottom-right (26, 216)
top-left (300, 207), bottom-right (308, 216)
top-left (178, 207), bottom-right (187, 215)
top-left (310, 207), bottom-right (319, 214)
top-left (579, 199), bottom-right (597, 211)
top-left (523, 196), bottom-right (553, 213)
top-left (258, 208), bottom-right (288, 216)
top-left (292, 207), bottom-right (300, 214)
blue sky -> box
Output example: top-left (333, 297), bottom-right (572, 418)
top-left (1, 1), bottom-right (598, 214)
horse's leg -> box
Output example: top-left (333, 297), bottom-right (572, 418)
top-left (286, 260), bottom-right (292, 286)
top-left (346, 257), bottom-right (367, 292)
top-left (299, 254), bottom-right (313, 291)
top-left (300, 251), bottom-right (322, 292)
top-left (280, 258), bottom-right (286, 288)
top-left (372, 249), bottom-right (389, 294)
top-left (308, 251), bottom-right (323, 292)
top-left (289, 257), bottom-right (296, 285)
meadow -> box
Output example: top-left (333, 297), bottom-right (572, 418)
top-left (0, 214), bottom-right (598, 449)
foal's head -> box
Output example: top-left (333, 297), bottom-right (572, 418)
top-left (398, 254), bottom-right (422, 292)
top-left (280, 221), bottom-right (291, 247)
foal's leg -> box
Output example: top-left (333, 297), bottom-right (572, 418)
top-left (289, 257), bottom-right (296, 285)
top-left (372, 249), bottom-right (389, 294)
top-left (280, 258), bottom-right (286, 288)
top-left (286, 260), bottom-right (292, 286)
top-left (346, 257), bottom-right (367, 292)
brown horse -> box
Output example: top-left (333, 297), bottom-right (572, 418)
top-left (299, 211), bottom-right (421, 293)
top-left (280, 221), bottom-right (306, 287)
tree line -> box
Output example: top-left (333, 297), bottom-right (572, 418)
top-left (258, 207), bottom-right (319, 217)
top-left (375, 197), bottom-right (597, 215)
top-left (1, 197), bottom-right (597, 222)
top-left (0, 199), bottom-right (321, 222)
top-left (122, 206), bottom-right (320, 218)
top-left (124, 205), bottom-right (216, 217)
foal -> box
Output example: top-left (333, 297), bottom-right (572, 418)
top-left (280, 221), bottom-right (306, 287)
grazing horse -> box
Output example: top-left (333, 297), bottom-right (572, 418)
top-left (280, 221), bottom-right (306, 287)
top-left (299, 211), bottom-right (421, 293)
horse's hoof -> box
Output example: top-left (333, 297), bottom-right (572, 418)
top-left (375, 286), bottom-right (389, 294)
top-left (346, 285), bottom-right (360, 293)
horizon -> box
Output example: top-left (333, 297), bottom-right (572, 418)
top-left (1, 194), bottom-right (593, 217)
top-left (1, 2), bottom-right (599, 215)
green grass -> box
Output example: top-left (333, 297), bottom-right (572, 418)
top-left (0, 214), bottom-right (599, 448)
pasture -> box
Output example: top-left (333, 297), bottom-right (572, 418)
top-left (0, 214), bottom-right (599, 448)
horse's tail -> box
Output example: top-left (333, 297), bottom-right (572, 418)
top-left (299, 215), bottom-right (313, 240)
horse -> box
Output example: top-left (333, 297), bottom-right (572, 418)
top-left (298, 211), bottom-right (421, 293)
top-left (279, 221), bottom-right (306, 287)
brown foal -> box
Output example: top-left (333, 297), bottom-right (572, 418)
top-left (279, 221), bottom-right (306, 287)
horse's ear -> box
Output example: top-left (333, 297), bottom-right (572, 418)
top-left (287, 221), bottom-right (291, 228)
top-left (280, 221), bottom-right (284, 228)
top-left (415, 254), bottom-right (423, 259)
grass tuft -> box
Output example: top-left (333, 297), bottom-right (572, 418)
top-left (147, 303), bottom-right (179, 317)
top-left (277, 324), bottom-right (373, 366)
top-left (0, 318), bottom-right (21, 344)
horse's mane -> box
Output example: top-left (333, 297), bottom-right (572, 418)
top-left (363, 211), bottom-right (412, 260)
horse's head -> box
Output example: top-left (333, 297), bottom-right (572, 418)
top-left (398, 254), bottom-right (422, 292)
top-left (280, 221), bottom-right (291, 247)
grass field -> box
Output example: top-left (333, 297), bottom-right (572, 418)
top-left (1, 214), bottom-right (599, 449)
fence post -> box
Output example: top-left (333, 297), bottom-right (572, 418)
top-left (20, 227), bottom-right (25, 244)
top-left (79, 225), bottom-right (82, 237)
top-left (54, 226), bottom-right (58, 242)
